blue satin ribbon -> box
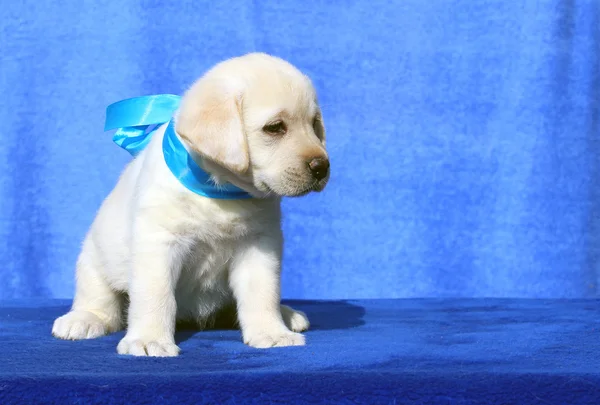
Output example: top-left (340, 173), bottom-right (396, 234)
top-left (104, 94), bottom-right (253, 200)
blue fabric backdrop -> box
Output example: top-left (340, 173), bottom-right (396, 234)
top-left (0, 0), bottom-right (599, 300)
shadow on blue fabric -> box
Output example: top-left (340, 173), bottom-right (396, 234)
top-left (173, 301), bottom-right (367, 345)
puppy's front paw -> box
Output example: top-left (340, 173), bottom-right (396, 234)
top-left (52, 310), bottom-right (109, 340)
top-left (281, 304), bottom-right (310, 332)
top-left (117, 336), bottom-right (180, 357)
top-left (243, 330), bottom-right (306, 349)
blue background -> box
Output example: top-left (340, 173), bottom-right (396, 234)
top-left (1, 0), bottom-right (599, 300)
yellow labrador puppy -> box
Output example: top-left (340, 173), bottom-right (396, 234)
top-left (52, 53), bottom-right (329, 356)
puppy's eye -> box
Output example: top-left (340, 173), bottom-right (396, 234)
top-left (263, 121), bottom-right (287, 135)
top-left (313, 115), bottom-right (324, 140)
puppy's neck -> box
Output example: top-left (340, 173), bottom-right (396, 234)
top-left (173, 130), bottom-right (274, 200)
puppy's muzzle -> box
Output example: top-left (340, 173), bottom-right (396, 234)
top-left (308, 158), bottom-right (330, 181)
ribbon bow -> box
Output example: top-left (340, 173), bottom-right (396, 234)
top-left (104, 94), bottom-right (252, 200)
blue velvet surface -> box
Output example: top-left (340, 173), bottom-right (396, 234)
top-left (1, 299), bottom-right (599, 404)
top-left (1, 0), bottom-right (599, 300)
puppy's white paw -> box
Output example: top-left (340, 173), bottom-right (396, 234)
top-left (117, 336), bottom-right (180, 357)
top-left (52, 310), bottom-right (109, 340)
top-left (244, 329), bottom-right (306, 349)
top-left (281, 304), bottom-right (310, 332)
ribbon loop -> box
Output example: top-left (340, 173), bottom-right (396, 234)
top-left (104, 94), bottom-right (252, 200)
top-left (105, 94), bottom-right (181, 157)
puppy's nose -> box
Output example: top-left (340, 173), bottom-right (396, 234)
top-left (308, 158), bottom-right (330, 180)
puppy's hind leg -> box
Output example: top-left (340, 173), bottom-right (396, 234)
top-left (280, 304), bottom-right (310, 332)
top-left (52, 242), bottom-right (123, 340)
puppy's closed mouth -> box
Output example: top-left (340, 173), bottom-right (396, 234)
top-left (294, 181), bottom-right (327, 197)
top-left (260, 181), bottom-right (325, 198)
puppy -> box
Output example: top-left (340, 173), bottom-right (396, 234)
top-left (52, 53), bottom-right (329, 356)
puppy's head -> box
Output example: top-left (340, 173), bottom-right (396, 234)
top-left (176, 53), bottom-right (329, 198)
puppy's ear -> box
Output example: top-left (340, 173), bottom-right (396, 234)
top-left (176, 79), bottom-right (249, 173)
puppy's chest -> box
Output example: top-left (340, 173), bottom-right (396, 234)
top-left (180, 239), bottom-right (234, 290)
top-left (184, 209), bottom-right (254, 241)
top-left (174, 201), bottom-right (268, 289)
top-left (174, 195), bottom-right (271, 241)
top-left (173, 200), bottom-right (255, 270)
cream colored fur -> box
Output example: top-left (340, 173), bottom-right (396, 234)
top-left (52, 53), bottom-right (329, 357)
